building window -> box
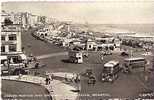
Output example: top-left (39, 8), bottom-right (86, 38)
top-left (8, 26), bottom-right (16, 30)
top-left (1, 45), bottom-right (5, 52)
top-left (1, 35), bottom-right (5, 41)
top-left (9, 34), bottom-right (16, 40)
top-left (89, 45), bottom-right (91, 48)
top-left (9, 56), bottom-right (22, 63)
top-left (9, 44), bottom-right (16, 52)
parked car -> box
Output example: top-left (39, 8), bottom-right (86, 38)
top-left (34, 61), bottom-right (46, 69)
top-left (12, 68), bottom-right (29, 75)
top-left (121, 51), bottom-right (129, 56)
top-left (82, 51), bottom-right (89, 58)
top-left (102, 50), bottom-right (112, 55)
top-left (88, 75), bottom-right (96, 85)
top-left (84, 69), bottom-right (93, 77)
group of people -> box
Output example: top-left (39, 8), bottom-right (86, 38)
top-left (45, 74), bottom-right (54, 85)
top-left (64, 73), bottom-right (80, 84)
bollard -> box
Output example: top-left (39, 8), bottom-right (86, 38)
top-left (145, 75), bottom-right (148, 82)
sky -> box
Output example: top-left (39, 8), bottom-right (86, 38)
top-left (2, 1), bottom-right (154, 24)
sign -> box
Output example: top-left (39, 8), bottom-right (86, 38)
top-left (2, 41), bottom-right (16, 45)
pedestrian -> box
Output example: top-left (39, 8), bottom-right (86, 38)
top-left (75, 74), bottom-right (80, 83)
top-left (18, 73), bottom-right (22, 79)
top-left (48, 76), bottom-right (51, 84)
top-left (3, 61), bottom-right (8, 68)
top-left (10, 58), bottom-right (14, 64)
top-left (35, 61), bottom-right (39, 69)
top-left (33, 56), bottom-right (37, 62)
top-left (50, 74), bottom-right (54, 81)
top-left (23, 60), bottom-right (28, 67)
top-left (101, 56), bottom-right (104, 61)
top-left (65, 74), bottom-right (68, 82)
top-left (72, 73), bottom-right (75, 83)
top-left (45, 75), bottom-right (50, 85)
top-left (45, 77), bottom-right (48, 85)
top-left (144, 75), bottom-right (148, 82)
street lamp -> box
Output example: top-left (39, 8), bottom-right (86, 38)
top-left (7, 57), bottom-right (11, 77)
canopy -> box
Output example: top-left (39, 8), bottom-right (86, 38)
top-left (19, 54), bottom-right (27, 60)
top-left (0, 56), bottom-right (7, 60)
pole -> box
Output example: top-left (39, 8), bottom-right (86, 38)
top-left (7, 58), bottom-right (10, 79)
top-left (130, 47), bottom-right (133, 58)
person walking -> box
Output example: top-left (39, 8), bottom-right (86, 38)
top-left (65, 74), bottom-right (68, 82)
top-left (45, 75), bottom-right (50, 85)
top-left (48, 76), bottom-right (51, 84)
top-left (74, 74), bottom-right (80, 83)
top-left (50, 74), bottom-right (54, 81)
top-left (35, 61), bottom-right (39, 69)
top-left (45, 77), bottom-right (48, 85)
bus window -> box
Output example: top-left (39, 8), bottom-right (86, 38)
top-left (124, 57), bottom-right (146, 69)
top-left (103, 67), bottom-right (111, 73)
top-left (102, 60), bottom-right (120, 82)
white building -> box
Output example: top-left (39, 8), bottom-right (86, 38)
top-left (29, 14), bottom-right (38, 27)
top-left (1, 24), bottom-right (22, 54)
top-left (86, 39), bottom-right (96, 50)
top-left (1, 24), bottom-right (26, 63)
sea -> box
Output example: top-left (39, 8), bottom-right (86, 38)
top-left (104, 24), bottom-right (154, 35)
top-left (71, 24), bottom-right (154, 36)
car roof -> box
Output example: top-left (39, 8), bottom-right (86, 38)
top-left (104, 60), bottom-right (119, 67)
top-left (125, 57), bottom-right (145, 61)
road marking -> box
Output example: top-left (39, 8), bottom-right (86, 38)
top-left (36, 52), bottom-right (68, 60)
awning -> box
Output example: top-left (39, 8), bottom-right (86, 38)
top-left (19, 54), bottom-right (27, 60)
top-left (0, 56), bottom-right (7, 60)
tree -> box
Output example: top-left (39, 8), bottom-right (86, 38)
top-left (4, 18), bottom-right (13, 26)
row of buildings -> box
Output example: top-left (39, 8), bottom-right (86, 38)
top-left (35, 23), bottom-right (122, 50)
top-left (1, 10), bottom-right (53, 57)
top-left (0, 10), bottom-right (51, 73)
top-left (1, 10), bottom-right (50, 30)
top-left (34, 23), bottom-right (154, 64)
top-left (33, 24), bottom-right (122, 64)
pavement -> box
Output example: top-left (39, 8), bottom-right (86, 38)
top-left (2, 74), bottom-right (78, 100)
top-left (2, 80), bottom-right (51, 100)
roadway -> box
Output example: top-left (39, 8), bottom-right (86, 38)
top-left (20, 28), bottom-right (154, 99)
top-left (21, 29), bottom-right (66, 56)
top-left (79, 52), bottom-right (154, 99)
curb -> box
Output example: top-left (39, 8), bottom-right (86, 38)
top-left (2, 75), bottom-right (78, 100)
top-left (2, 76), bottom-right (56, 100)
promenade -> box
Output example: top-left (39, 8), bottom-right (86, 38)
top-left (2, 75), bottom-right (78, 100)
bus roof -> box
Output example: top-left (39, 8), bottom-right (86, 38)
top-left (104, 60), bottom-right (119, 67)
top-left (125, 57), bottom-right (145, 61)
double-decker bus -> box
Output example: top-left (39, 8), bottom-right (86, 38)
top-left (102, 60), bottom-right (121, 83)
top-left (123, 57), bottom-right (147, 72)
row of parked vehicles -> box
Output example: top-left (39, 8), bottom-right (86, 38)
top-left (85, 57), bottom-right (147, 84)
top-left (0, 55), bottom-right (28, 75)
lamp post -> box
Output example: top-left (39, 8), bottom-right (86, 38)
top-left (7, 57), bottom-right (11, 78)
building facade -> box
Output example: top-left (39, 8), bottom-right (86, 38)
top-left (1, 24), bottom-right (22, 55)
